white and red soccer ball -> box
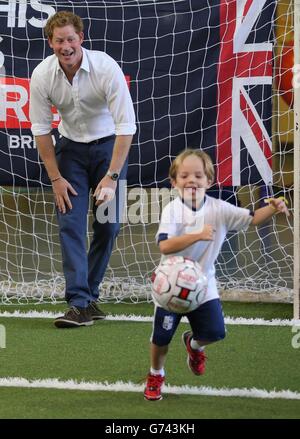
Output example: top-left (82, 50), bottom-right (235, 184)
top-left (151, 256), bottom-right (208, 313)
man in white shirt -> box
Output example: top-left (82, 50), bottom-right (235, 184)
top-left (30, 11), bottom-right (136, 328)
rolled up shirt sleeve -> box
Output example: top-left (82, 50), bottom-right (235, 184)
top-left (105, 60), bottom-right (136, 136)
top-left (30, 71), bottom-right (54, 136)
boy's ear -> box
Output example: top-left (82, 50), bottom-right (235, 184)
top-left (206, 179), bottom-right (213, 189)
top-left (170, 178), bottom-right (176, 188)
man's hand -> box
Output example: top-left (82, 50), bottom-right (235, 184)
top-left (52, 177), bottom-right (78, 214)
top-left (93, 175), bottom-right (117, 206)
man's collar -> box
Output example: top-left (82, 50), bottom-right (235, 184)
top-left (80, 47), bottom-right (90, 72)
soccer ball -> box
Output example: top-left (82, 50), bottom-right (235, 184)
top-left (151, 256), bottom-right (208, 313)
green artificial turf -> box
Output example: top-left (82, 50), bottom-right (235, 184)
top-left (0, 387), bottom-right (300, 419)
top-left (0, 305), bottom-right (299, 419)
top-left (0, 300), bottom-right (294, 319)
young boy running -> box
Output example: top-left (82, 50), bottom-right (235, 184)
top-left (144, 149), bottom-right (289, 401)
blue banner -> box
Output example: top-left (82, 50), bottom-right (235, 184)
top-left (0, 0), bottom-right (275, 187)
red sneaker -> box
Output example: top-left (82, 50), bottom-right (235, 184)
top-left (182, 331), bottom-right (207, 375)
top-left (144, 373), bottom-right (165, 401)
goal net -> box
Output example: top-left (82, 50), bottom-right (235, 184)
top-left (0, 0), bottom-right (295, 305)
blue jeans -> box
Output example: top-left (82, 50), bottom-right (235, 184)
top-left (55, 135), bottom-right (127, 308)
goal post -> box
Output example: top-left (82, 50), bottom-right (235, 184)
top-left (294, 0), bottom-right (300, 320)
top-left (0, 0), bottom-right (296, 308)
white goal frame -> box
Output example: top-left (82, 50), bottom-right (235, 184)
top-left (294, 0), bottom-right (300, 320)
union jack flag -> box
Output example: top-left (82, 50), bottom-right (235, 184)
top-left (217, 0), bottom-right (273, 186)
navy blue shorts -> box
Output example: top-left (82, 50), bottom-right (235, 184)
top-left (151, 298), bottom-right (226, 347)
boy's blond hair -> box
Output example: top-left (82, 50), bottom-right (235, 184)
top-left (45, 11), bottom-right (84, 40)
top-left (169, 148), bottom-right (215, 183)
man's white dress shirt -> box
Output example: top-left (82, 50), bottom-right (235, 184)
top-left (30, 47), bottom-right (136, 142)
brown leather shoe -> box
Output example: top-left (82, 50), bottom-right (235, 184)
top-left (87, 301), bottom-right (106, 320)
top-left (54, 306), bottom-right (94, 328)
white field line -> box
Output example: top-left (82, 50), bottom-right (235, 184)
top-left (0, 377), bottom-right (299, 401)
top-left (0, 310), bottom-right (299, 326)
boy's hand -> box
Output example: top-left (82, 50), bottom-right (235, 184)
top-left (264, 197), bottom-right (290, 217)
top-left (198, 224), bottom-right (215, 241)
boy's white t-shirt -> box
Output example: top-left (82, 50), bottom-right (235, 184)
top-left (156, 195), bottom-right (253, 303)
